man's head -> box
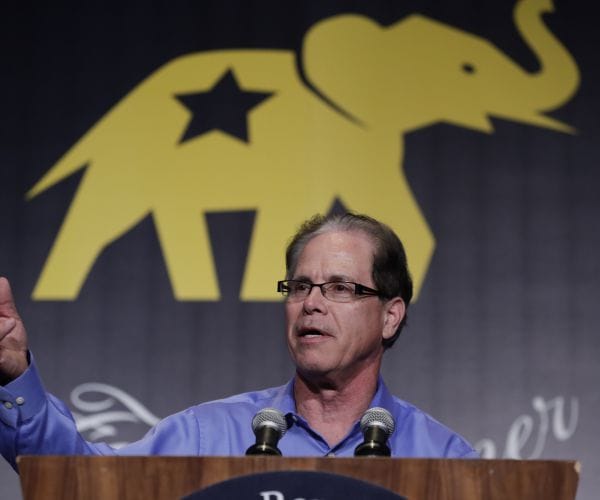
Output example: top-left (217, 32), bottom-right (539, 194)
top-left (285, 213), bottom-right (413, 348)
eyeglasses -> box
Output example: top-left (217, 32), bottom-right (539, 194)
top-left (277, 280), bottom-right (381, 303)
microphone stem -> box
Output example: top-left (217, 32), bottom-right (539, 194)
top-left (246, 426), bottom-right (283, 456)
top-left (365, 426), bottom-right (388, 444)
top-left (354, 426), bottom-right (391, 457)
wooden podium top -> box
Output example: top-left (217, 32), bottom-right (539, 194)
top-left (17, 455), bottom-right (580, 500)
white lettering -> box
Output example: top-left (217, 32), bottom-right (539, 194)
top-left (259, 491), bottom-right (285, 500)
top-left (70, 382), bottom-right (160, 445)
top-left (474, 395), bottom-right (579, 459)
top-left (504, 414), bottom-right (535, 458)
top-left (474, 438), bottom-right (496, 459)
top-left (546, 396), bottom-right (578, 441)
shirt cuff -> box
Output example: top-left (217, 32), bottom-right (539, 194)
top-left (0, 352), bottom-right (48, 427)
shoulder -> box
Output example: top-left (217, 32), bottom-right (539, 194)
top-left (190, 384), bottom-right (288, 416)
top-left (386, 395), bottom-right (478, 458)
top-left (135, 384), bottom-right (289, 456)
top-left (184, 383), bottom-right (290, 435)
top-left (180, 384), bottom-right (290, 455)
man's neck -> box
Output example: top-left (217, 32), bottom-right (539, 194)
top-left (293, 368), bottom-right (380, 448)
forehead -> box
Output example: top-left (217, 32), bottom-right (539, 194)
top-left (294, 230), bottom-right (375, 280)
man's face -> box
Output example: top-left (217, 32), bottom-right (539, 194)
top-left (285, 230), bottom-right (402, 383)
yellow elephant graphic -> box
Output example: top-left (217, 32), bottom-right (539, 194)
top-left (27, 0), bottom-right (579, 301)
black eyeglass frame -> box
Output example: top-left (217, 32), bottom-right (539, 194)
top-left (277, 279), bottom-right (381, 302)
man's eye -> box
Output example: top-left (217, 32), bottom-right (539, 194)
top-left (332, 283), bottom-right (351, 293)
top-left (294, 283), bottom-right (311, 292)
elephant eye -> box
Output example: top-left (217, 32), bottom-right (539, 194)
top-left (461, 63), bottom-right (476, 74)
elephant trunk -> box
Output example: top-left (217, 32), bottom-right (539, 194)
top-left (514, 0), bottom-right (579, 116)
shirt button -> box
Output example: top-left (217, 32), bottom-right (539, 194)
top-left (15, 397), bottom-right (25, 405)
top-left (3, 401), bottom-right (13, 409)
top-left (326, 452), bottom-right (336, 457)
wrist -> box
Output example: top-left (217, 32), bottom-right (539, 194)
top-left (0, 351), bottom-right (29, 386)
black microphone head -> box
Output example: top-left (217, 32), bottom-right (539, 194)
top-left (360, 407), bottom-right (395, 438)
top-left (251, 407), bottom-right (288, 438)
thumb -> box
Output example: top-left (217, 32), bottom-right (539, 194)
top-left (0, 277), bottom-right (20, 319)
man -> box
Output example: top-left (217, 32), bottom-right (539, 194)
top-left (0, 213), bottom-right (476, 469)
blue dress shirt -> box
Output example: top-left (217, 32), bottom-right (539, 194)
top-left (0, 356), bottom-right (478, 470)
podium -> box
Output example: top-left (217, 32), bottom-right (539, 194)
top-left (17, 455), bottom-right (579, 500)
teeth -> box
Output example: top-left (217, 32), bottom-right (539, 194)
top-left (300, 329), bottom-right (322, 337)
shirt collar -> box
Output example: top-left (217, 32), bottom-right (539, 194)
top-left (273, 374), bottom-right (394, 417)
top-left (369, 374), bottom-right (396, 410)
top-left (269, 378), bottom-right (297, 415)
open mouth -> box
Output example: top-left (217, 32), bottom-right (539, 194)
top-left (298, 328), bottom-right (326, 338)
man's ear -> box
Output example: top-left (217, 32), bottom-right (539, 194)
top-left (382, 297), bottom-right (405, 341)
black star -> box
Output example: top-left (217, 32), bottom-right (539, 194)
top-left (175, 69), bottom-right (273, 144)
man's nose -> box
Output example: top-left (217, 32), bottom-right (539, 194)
top-left (303, 285), bottom-right (327, 313)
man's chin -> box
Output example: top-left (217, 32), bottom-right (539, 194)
top-left (295, 360), bottom-right (340, 385)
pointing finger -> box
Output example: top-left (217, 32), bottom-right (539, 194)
top-left (0, 277), bottom-right (20, 319)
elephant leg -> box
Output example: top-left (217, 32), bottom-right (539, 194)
top-left (240, 208), bottom-right (309, 301)
top-left (152, 207), bottom-right (219, 301)
top-left (338, 185), bottom-right (434, 301)
top-left (32, 194), bottom-right (149, 300)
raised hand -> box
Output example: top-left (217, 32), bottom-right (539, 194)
top-left (0, 277), bottom-right (29, 385)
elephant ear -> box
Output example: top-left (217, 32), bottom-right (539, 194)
top-left (302, 15), bottom-right (392, 124)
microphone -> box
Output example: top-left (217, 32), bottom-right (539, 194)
top-left (245, 407), bottom-right (288, 456)
top-left (354, 407), bottom-right (395, 457)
